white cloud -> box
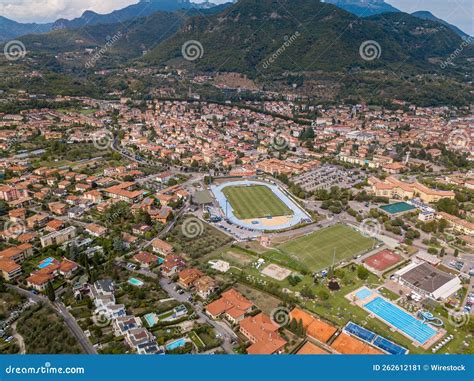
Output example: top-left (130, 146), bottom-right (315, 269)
top-left (0, 0), bottom-right (138, 23)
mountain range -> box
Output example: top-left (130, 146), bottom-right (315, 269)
top-left (0, 16), bottom-right (53, 42)
top-left (1, 0), bottom-right (472, 106)
top-left (0, 0), bottom-right (470, 43)
top-left (323, 0), bottom-right (471, 39)
top-left (143, 0), bottom-right (471, 76)
top-left (0, 0), bottom-right (226, 41)
top-left (323, 0), bottom-right (398, 17)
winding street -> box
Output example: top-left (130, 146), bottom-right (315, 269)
top-left (11, 322), bottom-right (25, 354)
top-left (158, 279), bottom-right (237, 354)
top-left (7, 285), bottom-right (97, 354)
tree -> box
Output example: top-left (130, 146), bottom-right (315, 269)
top-left (67, 244), bottom-right (78, 261)
top-left (300, 285), bottom-right (315, 299)
top-left (317, 289), bottom-right (330, 301)
top-left (436, 198), bottom-right (459, 215)
top-left (46, 282), bottom-right (56, 302)
top-left (357, 265), bottom-right (369, 281)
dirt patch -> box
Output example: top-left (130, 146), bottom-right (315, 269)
top-left (222, 250), bottom-right (253, 266)
top-left (213, 72), bottom-right (260, 91)
top-left (261, 263), bottom-right (292, 281)
top-left (234, 283), bottom-right (282, 315)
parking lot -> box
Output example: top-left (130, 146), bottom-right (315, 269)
top-left (292, 165), bottom-right (366, 192)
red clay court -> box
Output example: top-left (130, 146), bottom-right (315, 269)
top-left (363, 249), bottom-right (402, 271)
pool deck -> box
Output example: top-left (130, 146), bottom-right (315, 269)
top-left (347, 287), bottom-right (446, 350)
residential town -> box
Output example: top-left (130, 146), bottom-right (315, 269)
top-left (0, 95), bottom-right (472, 356)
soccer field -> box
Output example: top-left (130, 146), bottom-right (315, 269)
top-left (275, 224), bottom-right (377, 272)
top-left (222, 185), bottom-right (293, 219)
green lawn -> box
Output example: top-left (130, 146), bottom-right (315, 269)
top-left (188, 331), bottom-right (205, 350)
top-left (222, 185), bottom-right (293, 219)
top-left (272, 224), bottom-right (377, 272)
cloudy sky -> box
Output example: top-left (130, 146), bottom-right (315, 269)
top-left (0, 0), bottom-right (472, 35)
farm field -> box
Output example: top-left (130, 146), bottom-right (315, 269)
top-left (269, 224), bottom-right (377, 272)
top-left (222, 185), bottom-right (293, 219)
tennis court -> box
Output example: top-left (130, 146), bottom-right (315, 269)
top-left (380, 202), bottom-right (415, 215)
top-left (363, 249), bottom-right (403, 271)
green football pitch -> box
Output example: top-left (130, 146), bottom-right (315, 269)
top-left (274, 224), bottom-right (377, 272)
top-left (222, 185), bottom-right (293, 219)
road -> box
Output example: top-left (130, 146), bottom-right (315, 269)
top-left (8, 285), bottom-right (97, 354)
top-left (158, 279), bottom-right (236, 354)
top-left (11, 322), bottom-right (25, 354)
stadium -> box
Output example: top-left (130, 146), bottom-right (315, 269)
top-left (210, 180), bottom-right (311, 231)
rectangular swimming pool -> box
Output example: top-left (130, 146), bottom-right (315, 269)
top-left (355, 288), bottom-right (372, 300)
top-left (165, 338), bottom-right (186, 351)
top-left (364, 297), bottom-right (436, 344)
top-left (38, 257), bottom-right (55, 269)
top-left (128, 278), bottom-right (144, 287)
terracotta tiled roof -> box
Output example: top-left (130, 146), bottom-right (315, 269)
top-left (290, 308), bottom-right (337, 343)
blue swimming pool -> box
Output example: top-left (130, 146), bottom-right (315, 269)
top-left (128, 278), bottom-right (144, 287)
top-left (165, 338), bottom-right (186, 351)
top-left (144, 313), bottom-right (158, 327)
top-left (38, 257), bottom-right (55, 269)
top-left (364, 297), bottom-right (436, 344)
top-left (355, 288), bottom-right (372, 300)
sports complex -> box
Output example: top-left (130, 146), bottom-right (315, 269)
top-left (210, 180), bottom-right (311, 231)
